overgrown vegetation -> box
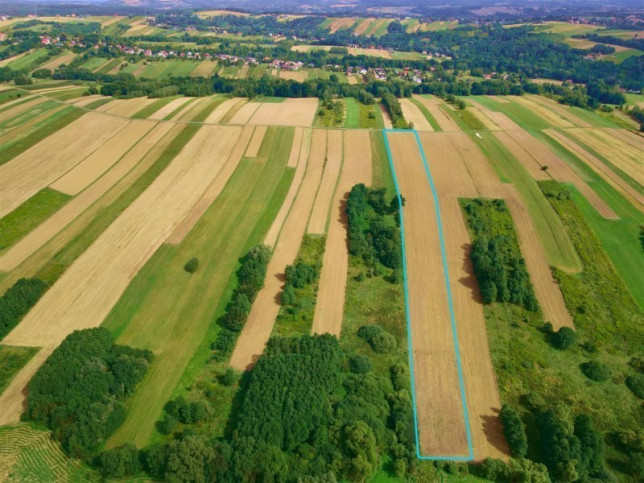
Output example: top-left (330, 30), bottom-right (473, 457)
top-left (460, 198), bottom-right (539, 311)
top-left (26, 328), bottom-right (152, 459)
top-left (0, 345), bottom-right (38, 393)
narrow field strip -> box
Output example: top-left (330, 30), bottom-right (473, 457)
top-left (0, 126), bottom-right (242, 423)
top-left (228, 101), bottom-right (261, 124)
top-left (311, 130), bottom-right (372, 336)
top-left (102, 97), bottom-right (157, 117)
top-left (307, 130), bottom-right (343, 234)
top-left (511, 95), bottom-right (575, 128)
top-left (544, 129), bottom-right (644, 210)
top-left (524, 95), bottom-right (593, 128)
top-left (601, 127), bottom-right (644, 150)
top-left (50, 120), bottom-right (156, 195)
top-left (147, 97), bottom-right (192, 120)
top-left (230, 129), bottom-right (328, 371)
top-left (0, 113), bottom-right (129, 218)
top-left (167, 125), bottom-right (255, 244)
top-left (0, 105), bottom-right (67, 148)
top-left (205, 97), bottom-right (245, 123)
top-left (249, 98), bottom-right (319, 126)
top-left (400, 98), bottom-right (434, 131)
top-left (384, 130), bottom-right (472, 459)
top-left (0, 122), bottom-right (177, 274)
top-left (414, 96), bottom-right (461, 131)
top-left (0, 97), bottom-right (48, 124)
top-left (264, 128), bottom-right (312, 247)
top-left (245, 125), bottom-right (267, 157)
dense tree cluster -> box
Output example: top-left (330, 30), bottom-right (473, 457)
top-left (281, 260), bottom-right (319, 306)
top-left (26, 328), bottom-right (152, 458)
top-left (461, 198), bottom-right (539, 311)
top-left (357, 325), bottom-right (397, 354)
top-left (211, 245), bottom-right (271, 357)
top-left (499, 405), bottom-right (528, 458)
top-left (0, 278), bottom-right (48, 340)
top-left (347, 184), bottom-right (402, 273)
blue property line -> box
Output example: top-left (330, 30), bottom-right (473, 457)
top-left (382, 129), bottom-right (474, 461)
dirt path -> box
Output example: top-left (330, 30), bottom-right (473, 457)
top-left (386, 131), bottom-right (470, 456)
top-left (0, 126), bottom-right (241, 422)
top-left (264, 128), bottom-right (312, 248)
top-left (230, 129), bottom-right (328, 370)
top-left (307, 130), bottom-right (343, 234)
top-left (311, 130), bottom-right (372, 337)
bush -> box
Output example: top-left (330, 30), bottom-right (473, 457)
top-left (349, 355), bottom-right (372, 374)
top-left (625, 374), bottom-right (644, 399)
top-left (357, 325), bottom-right (396, 353)
top-left (552, 326), bottom-right (577, 350)
top-left (0, 278), bottom-right (49, 340)
top-left (98, 443), bottom-right (140, 478)
top-left (13, 75), bottom-right (32, 85)
top-left (581, 361), bottom-right (611, 382)
top-left (220, 368), bottom-right (238, 386)
top-left (157, 413), bottom-right (178, 435)
top-left (500, 405), bottom-right (528, 457)
top-left (184, 257), bottom-right (199, 273)
top-left (32, 68), bottom-right (52, 79)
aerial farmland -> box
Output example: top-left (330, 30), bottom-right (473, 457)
top-left (0, 2), bottom-right (642, 482)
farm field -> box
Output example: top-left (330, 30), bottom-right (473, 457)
top-left (0, 50), bottom-right (641, 481)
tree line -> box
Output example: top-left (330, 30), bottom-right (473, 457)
top-left (0, 278), bottom-right (48, 341)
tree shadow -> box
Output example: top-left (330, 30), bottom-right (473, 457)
top-left (480, 407), bottom-right (511, 455)
top-left (457, 242), bottom-right (483, 304)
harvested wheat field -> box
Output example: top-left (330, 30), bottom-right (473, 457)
top-left (467, 99), bottom-right (520, 130)
top-left (167, 125), bottom-right (255, 244)
top-left (70, 95), bottom-right (104, 107)
top-left (487, 95), bottom-right (510, 104)
top-left (0, 123), bottom-right (176, 272)
top-left (0, 126), bottom-right (241, 422)
top-left (312, 130), bottom-right (372, 337)
top-left (386, 131), bottom-right (470, 456)
top-left (380, 105), bottom-right (394, 129)
top-left (245, 125), bottom-right (267, 157)
top-left (511, 96), bottom-right (575, 128)
top-left (328, 17), bottom-right (356, 33)
top-left (0, 96), bottom-right (48, 123)
top-left (307, 130), bottom-right (343, 234)
top-left (495, 129), bottom-right (618, 218)
top-left (413, 95), bottom-right (460, 131)
top-left (566, 128), bottom-right (644, 187)
top-left (544, 129), bottom-right (644, 210)
top-left (147, 97), bottom-right (192, 120)
top-left (0, 113), bottom-right (128, 218)
top-left (523, 95), bottom-right (592, 128)
top-left (264, 129), bottom-right (312, 248)
top-left (38, 51), bottom-right (77, 71)
top-left (230, 129), bottom-right (328, 370)
top-left (50, 120), bottom-right (156, 195)
top-left (400, 98), bottom-right (434, 131)
top-left (190, 60), bottom-right (218, 77)
top-left (279, 70), bottom-right (308, 82)
top-left (601, 127), bottom-right (644, 150)
top-left (249, 98), bottom-right (319, 127)
top-left (102, 97), bottom-right (156, 117)
top-left (228, 101), bottom-right (261, 124)
top-left (204, 97), bottom-right (244, 124)
top-left (418, 133), bottom-right (508, 460)
top-left (354, 18), bottom-right (376, 36)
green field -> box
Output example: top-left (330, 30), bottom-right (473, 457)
top-left (0, 346), bottom-right (38, 393)
top-left (344, 97), bottom-right (360, 128)
top-left (104, 127), bottom-right (294, 447)
top-left (5, 49), bottom-right (49, 70)
top-left (472, 132), bottom-right (582, 272)
top-left (0, 188), bottom-right (70, 251)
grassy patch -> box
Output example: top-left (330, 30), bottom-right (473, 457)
top-left (273, 235), bottom-right (326, 337)
top-left (104, 127), bottom-right (294, 448)
top-left (0, 188), bottom-right (70, 250)
top-left (358, 101), bottom-right (384, 129)
top-left (443, 104), bottom-right (486, 131)
top-left (472, 132), bottom-right (581, 271)
top-left (314, 98), bottom-right (345, 127)
top-left (0, 345), bottom-right (38, 393)
top-left (370, 130), bottom-right (395, 195)
top-left (344, 97), bottom-right (360, 128)
top-left (0, 106), bottom-right (84, 165)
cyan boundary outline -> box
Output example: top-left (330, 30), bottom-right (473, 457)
top-left (382, 129), bottom-right (474, 461)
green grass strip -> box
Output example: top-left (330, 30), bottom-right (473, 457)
top-left (0, 188), bottom-right (71, 251)
top-left (132, 95), bottom-right (180, 119)
top-left (344, 97), bottom-right (360, 128)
